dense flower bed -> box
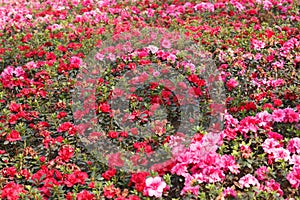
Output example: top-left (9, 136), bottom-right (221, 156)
top-left (0, 0), bottom-right (300, 199)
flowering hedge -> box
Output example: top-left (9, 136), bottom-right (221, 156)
top-left (0, 0), bottom-right (300, 199)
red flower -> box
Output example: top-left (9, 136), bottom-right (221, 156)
top-left (76, 190), bottom-right (95, 200)
top-left (57, 111), bottom-right (67, 119)
top-left (102, 168), bottom-right (117, 180)
top-left (58, 145), bottom-right (74, 162)
top-left (6, 130), bottom-right (21, 142)
top-left (57, 122), bottom-right (77, 135)
top-left (129, 171), bottom-right (149, 192)
top-left (65, 170), bottom-right (88, 187)
top-left (2, 167), bottom-right (17, 179)
top-left (1, 182), bottom-right (26, 200)
top-left (99, 103), bottom-right (111, 113)
top-left (103, 184), bottom-right (121, 199)
top-left (108, 131), bottom-right (118, 139)
top-left (9, 102), bottom-right (20, 112)
top-left (273, 99), bottom-right (282, 107)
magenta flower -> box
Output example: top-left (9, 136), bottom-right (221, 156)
top-left (144, 176), bottom-right (167, 198)
top-left (226, 78), bottom-right (239, 91)
top-left (272, 109), bottom-right (285, 122)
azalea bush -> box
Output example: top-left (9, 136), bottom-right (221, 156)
top-left (0, 0), bottom-right (300, 199)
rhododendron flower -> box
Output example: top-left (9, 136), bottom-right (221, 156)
top-left (161, 38), bottom-right (171, 49)
top-left (144, 176), bottom-right (167, 198)
top-left (65, 170), bottom-right (88, 187)
top-left (286, 166), bottom-right (300, 188)
top-left (102, 168), bottom-right (117, 180)
top-left (240, 144), bottom-right (252, 159)
top-left (256, 111), bottom-right (272, 127)
top-left (57, 122), bottom-right (77, 135)
top-left (180, 174), bottom-right (200, 196)
top-left (194, 2), bottom-right (215, 12)
top-left (289, 154), bottom-right (300, 166)
top-left (265, 179), bottom-right (284, 197)
top-left (1, 182), bottom-right (26, 200)
top-left (272, 109), bottom-right (285, 122)
top-left (239, 174), bottom-right (260, 188)
top-left (272, 147), bottom-right (290, 162)
top-left (130, 172), bottom-right (149, 192)
top-left (268, 131), bottom-right (283, 141)
top-left (6, 130), bottom-right (22, 142)
top-left (103, 184), bottom-right (121, 199)
top-left (108, 152), bottom-right (124, 167)
top-left (284, 108), bottom-right (299, 123)
top-left (255, 166), bottom-right (269, 181)
top-left (262, 138), bottom-right (281, 154)
top-left (252, 39), bottom-right (266, 50)
top-left (222, 187), bottom-right (237, 198)
top-left (1, 166), bottom-right (17, 179)
top-left (58, 145), bottom-right (74, 162)
top-left (287, 138), bottom-right (300, 154)
top-left (147, 45), bottom-right (159, 54)
top-left (76, 190), bottom-right (95, 200)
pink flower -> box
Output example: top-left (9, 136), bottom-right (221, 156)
top-left (265, 179), bottom-right (283, 197)
top-left (287, 166), bottom-right (300, 188)
top-left (256, 111), bottom-right (272, 127)
top-left (108, 152), bottom-right (124, 167)
top-left (161, 39), bottom-right (172, 49)
top-left (272, 147), bottom-right (290, 162)
top-left (272, 109), bottom-right (285, 122)
top-left (252, 39), bottom-right (266, 50)
top-left (58, 145), bottom-right (74, 162)
top-left (180, 174), bottom-right (200, 196)
top-left (144, 176), bottom-right (167, 198)
top-left (221, 155), bottom-right (240, 174)
top-left (287, 138), bottom-right (300, 154)
top-left (239, 174), bottom-right (260, 188)
top-left (289, 155), bottom-right (300, 166)
top-left (262, 138), bottom-right (281, 154)
top-left (147, 45), bottom-right (159, 54)
top-left (194, 2), bottom-right (215, 12)
top-left (226, 78), bottom-right (239, 91)
top-left (255, 166), bottom-right (269, 181)
top-left (223, 187), bottom-right (237, 198)
top-left (284, 108), bottom-right (299, 123)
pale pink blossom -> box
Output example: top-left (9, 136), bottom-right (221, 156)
top-left (262, 138), bottom-right (281, 154)
top-left (256, 111), bottom-right (272, 127)
top-left (272, 147), bottom-right (290, 162)
top-left (252, 39), bottom-right (266, 50)
top-left (144, 176), bottom-right (167, 198)
top-left (239, 174), bottom-right (260, 188)
top-left (289, 154), bottom-right (300, 166)
top-left (161, 39), bottom-right (171, 49)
